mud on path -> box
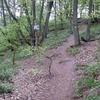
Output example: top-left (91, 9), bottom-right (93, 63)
top-left (0, 29), bottom-right (86, 100)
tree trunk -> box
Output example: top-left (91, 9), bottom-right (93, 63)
top-left (59, 0), bottom-right (63, 29)
top-left (86, 0), bottom-right (93, 40)
top-left (32, 0), bottom-right (36, 46)
top-left (69, 0), bottom-right (73, 33)
top-left (54, 0), bottom-right (57, 36)
top-left (73, 0), bottom-right (80, 45)
top-left (42, 1), bottom-right (53, 40)
top-left (1, 0), bottom-right (6, 26)
top-left (39, 0), bottom-right (44, 37)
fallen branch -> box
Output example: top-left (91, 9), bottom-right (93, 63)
top-left (0, 54), bottom-right (5, 56)
top-left (59, 59), bottom-right (71, 64)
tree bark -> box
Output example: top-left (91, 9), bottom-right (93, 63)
top-left (86, 0), bottom-right (93, 40)
top-left (32, 0), bottom-right (36, 46)
top-left (54, 0), bottom-right (57, 36)
top-left (39, 0), bottom-right (45, 38)
top-left (42, 1), bottom-right (53, 40)
top-left (69, 0), bottom-right (73, 33)
top-left (73, 0), bottom-right (80, 45)
top-left (1, 0), bottom-right (6, 26)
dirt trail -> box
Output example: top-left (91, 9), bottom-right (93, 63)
top-left (0, 29), bottom-right (86, 100)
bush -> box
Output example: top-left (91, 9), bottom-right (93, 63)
top-left (0, 61), bottom-right (16, 93)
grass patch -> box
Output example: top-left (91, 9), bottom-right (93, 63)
top-left (0, 56), bottom-right (4, 63)
top-left (66, 47), bottom-right (79, 56)
top-left (84, 96), bottom-right (100, 100)
top-left (75, 63), bottom-right (100, 99)
top-left (0, 61), bottom-right (17, 93)
top-left (42, 29), bottom-right (71, 49)
top-left (6, 45), bottom-right (33, 60)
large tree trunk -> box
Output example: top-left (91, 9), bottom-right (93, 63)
top-left (42, 1), bottom-right (53, 40)
top-left (73, 0), bottom-right (80, 45)
top-left (86, 0), bottom-right (93, 40)
top-left (32, 0), bottom-right (36, 46)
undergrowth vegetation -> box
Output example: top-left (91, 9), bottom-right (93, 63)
top-left (75, 63), bottom-right (100, 99)
top-left (42, 29), bottom-right (71, 49)
top-left (75, 35), bottom-right (100, 99)
top-left (80, 24), bottom-right (100, 39)
top-left (0, 61), bottom-right (16, 93)
top-left (66, 47), bottom-right (79, 56)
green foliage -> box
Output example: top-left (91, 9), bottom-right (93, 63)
top-left (49, 18), bottom-right (70, 31)
top-left (43, 29), bottom-right (71, 49)
top-left (85, 77), bottom-right (94, 88)
top-left (33, 46), bottom-right (47, 62)
top-left (0, 57), bottom-right (4, 63)
top-left (80, 24), bottom-right (100, 39)
top-left (66, 47), bottom-right (79, 56)
top-left (84, 96), bottom-right (100, 100)
top-left (0, 61), bottom-right (16, 93)
top-left (76, 63), bottom-right (100, 99)
top-left (0, 83), bottom-right (13, 93)
top-left (16, 46), bottom-right (33, 60)
top-left (6, 45), bottom-right (33, 60)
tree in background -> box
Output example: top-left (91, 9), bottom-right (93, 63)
top-left (73, 0), bottom-right (80, 45)
top-left (86, 0), bottom-right (93, 41)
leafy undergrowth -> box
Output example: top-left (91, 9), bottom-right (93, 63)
top-left (75, 63), bottom-right (100, 100)
top-left (0, 61), bottom-right (17, 94)
top-left (80, 24), bottom-right (100, 39)
top-left (42, 29), bottom-right (71, 49)
top-left (3, 29), bottom-right (71, 61)
top-left (0, 57), bottom-right (4, 63)
top-left (6, 46), bottom-right (33, 60)
top-left (66, 47), bottom-right (79, 56)
top-left (75, 42), bottom-right (100, 100)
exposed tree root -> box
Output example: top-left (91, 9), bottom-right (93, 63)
top-left (43, 53), bottom-right (61, 75)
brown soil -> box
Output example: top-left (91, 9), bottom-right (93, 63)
top-left (0, 29), bottom-right (87, 100)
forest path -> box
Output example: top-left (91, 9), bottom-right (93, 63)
top-left (0, 28), bottom-right (86, 100)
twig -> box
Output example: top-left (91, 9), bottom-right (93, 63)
top-left (59, 59), bottom-right (71, 64)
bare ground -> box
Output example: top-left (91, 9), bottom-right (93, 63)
top-left (1, 28), bottom-right (98, 100)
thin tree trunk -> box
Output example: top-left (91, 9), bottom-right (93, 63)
top-left (39, 0), bottom-right (44, 38)
top-left (32, 0), bottom-right (36, 46)
top-left (69, 0), bottom-right (73, 33)
top-left (1, 0), bottom-right (6, 26)
top-left (73, 0), bottom-right (80, 45)
top-left (54, 0), bottom-right (57, 36)
top-left (86, 0), bottom-right (93, 40)
top-left (59, 0), bottom-right (63, 29)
